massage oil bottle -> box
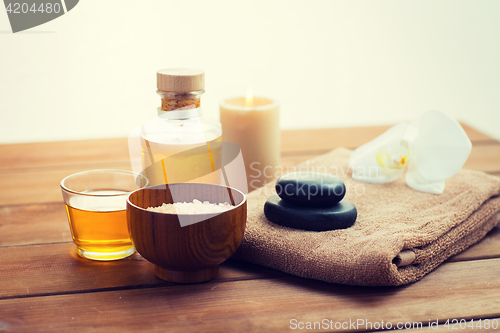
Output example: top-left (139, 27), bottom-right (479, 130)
top-left (140, 68), bottom-right (222, 186)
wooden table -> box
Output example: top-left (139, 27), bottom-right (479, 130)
top-left (1, 124), bottom-right (499, 332)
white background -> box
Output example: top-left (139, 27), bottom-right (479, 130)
top-left (1, 0), bottom-right (499, 144)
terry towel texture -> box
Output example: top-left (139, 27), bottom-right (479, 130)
top-left (234, 148), bottom-right (500, 286)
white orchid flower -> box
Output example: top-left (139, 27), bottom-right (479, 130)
top-left (349, 110), bottom-right (472, 194)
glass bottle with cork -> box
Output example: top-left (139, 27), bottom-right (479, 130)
top-left (139, 68), bottom-right (222, 186)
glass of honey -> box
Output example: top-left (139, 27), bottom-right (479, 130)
top-left (60, 170), bottom-right (148, 261)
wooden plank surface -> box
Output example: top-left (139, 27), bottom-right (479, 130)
top-left (0, 203), bottom-right (71, 246)
top-left (1, 259), bottom-right (499, 332)
top-left (0, 125), bottom-right (500, 333)
top-left (0, 123), bottom-right (496, 206)
top-left (0, 138), bottom-right (130, 172)
top-left (1, 143), bottom-right (499, 206)
top-left (280, 123), bottom-right (496, 154)
top-left (2, 227), bottom-right (499, 300)
top-left (0, 243), bottom-right (285, 300)
top-left (0, 164), bottom-right (132, 206)
top-left (0, 123), bottom-right (494, 172)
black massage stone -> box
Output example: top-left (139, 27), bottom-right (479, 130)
top-left (275, 172), bottom-right (346, 207)
top-left (264, 195), bottom-right (357, 231)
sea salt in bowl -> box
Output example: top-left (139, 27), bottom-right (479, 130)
top-left (127, 183), bottom-right (247, 283)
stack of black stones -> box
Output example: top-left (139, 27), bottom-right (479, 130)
top-left (264, 172), bottom-right (357, 231)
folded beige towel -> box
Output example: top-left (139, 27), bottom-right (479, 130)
top-left (234, 148), bottom-right (500, 286)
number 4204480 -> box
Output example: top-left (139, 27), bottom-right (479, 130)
top-left (444, 318), bottom-right (499, 330)
top-left (6, 3), bottom-right (62, 14)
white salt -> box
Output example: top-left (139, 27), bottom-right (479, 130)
top-left (146, 199), bottom-right (233, 214)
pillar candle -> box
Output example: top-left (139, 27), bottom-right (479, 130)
top-left (220, 95), bottom-right (280, 192)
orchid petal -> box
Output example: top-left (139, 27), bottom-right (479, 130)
top-left (405, 152), bottom-right (445, 194)
top-left (405, 110), bottom-right (472, 194)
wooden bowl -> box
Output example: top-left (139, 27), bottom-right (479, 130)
top-left (127, 183), bottom-right (247, 284)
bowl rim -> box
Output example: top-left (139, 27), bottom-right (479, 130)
top-left (127, 183), bottom-right (247, 216)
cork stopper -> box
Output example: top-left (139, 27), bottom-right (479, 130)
top-left (157, 68), bottom-right (205, 93)
top-left (157, 68), bottom-right (205, 111)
